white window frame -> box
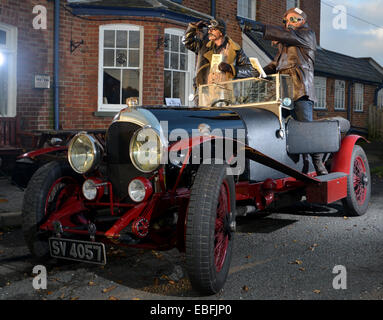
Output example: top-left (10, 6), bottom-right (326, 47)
top-left (286, 0), bottom-right (300, 10)
top-left (378, 88), bottom-right (383, 109)
top-left (164, 28), bottom-right (195, 106)
top-left (98, 24), bottom-right (143, 112)
top-left (314, 76), bottom-right (327, 110)
top-left (237, 0), bottom-right (257, 20)
top-left (0, 23), bottom-right (17, 117)
top-left (334, 79), bottom-right (345, 110)
top-left (354, 83), bottom-right (364, 112)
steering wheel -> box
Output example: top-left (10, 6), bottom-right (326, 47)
top-left (210, 99), bottom-right (231, 108)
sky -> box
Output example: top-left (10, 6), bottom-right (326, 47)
top-left (320, 0), bottom-right (383, 66)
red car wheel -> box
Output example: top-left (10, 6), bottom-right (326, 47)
top-left (342, 145), bottom-right (371, 216)
top-left (185, 163), bottom-right (236, 295)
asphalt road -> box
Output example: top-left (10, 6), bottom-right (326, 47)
top-left (0, 143), bottom-right (382, 302)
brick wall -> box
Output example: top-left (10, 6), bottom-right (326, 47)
top-left (0, 0), bottom-right (54, 131)
top-left (313, 77), bottom-right (376, 129)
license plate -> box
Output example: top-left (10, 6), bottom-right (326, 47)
top-left (49, 238), bottom-right (106, 265)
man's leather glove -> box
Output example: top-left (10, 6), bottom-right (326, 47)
top-left (218, 62), bottom-right (233, 74)
top-left (191, 20), bottom-right (208, 29)
top-left (244, 21), bottom-right (265, 33)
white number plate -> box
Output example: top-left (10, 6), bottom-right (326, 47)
top-left (49, 238), bottom-right (106, 265)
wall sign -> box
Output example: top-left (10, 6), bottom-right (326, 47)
top-left (35, 74), bottom-right (50, 89)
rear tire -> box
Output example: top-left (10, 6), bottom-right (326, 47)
top-left (342, 145), bottom-right (371, 216)
top-left (22, 161), bottom-right (82, 259)
top-left (185, 164), bottom-right (236, 295)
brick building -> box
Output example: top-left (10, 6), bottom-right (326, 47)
top-left (0, 0), bottom-right (382, 146)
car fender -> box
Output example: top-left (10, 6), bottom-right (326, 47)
top-left (331, 135), bottom-right (368, 174)
top-left (17, 146), bottom-right (68, 160)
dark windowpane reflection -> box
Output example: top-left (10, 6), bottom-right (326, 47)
top-left (171, 53), bottom-right (178, 69)
top-left (116, 49), bottom-right (127, 67)
top-left (164, 70), bottom-right (171, 99)
top-left (173, 71), bottom-right (185, 105)
top-left (103, 69), bottom-right (121, 104)
top-left (104, 30), bottom-right (115, 48)
top-left (129, 50), bottom-right (139, 67)
top-left (129, 31), bottom-right (140, 48)
top-left (122, 69), bottom-right (140, 104)
top-left (104, 49), bottom-right (115, 67)
top-left (164, 52), bottom-right (169, 69)
top-left (171, 35), bottom-right (179, 52)
top-left (116, 30), bottom-right (127, 48)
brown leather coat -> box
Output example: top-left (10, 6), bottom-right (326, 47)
top-left (183, 24), bottom-right (255, 89)
top-left (263, 23), bottom-right (317, 102)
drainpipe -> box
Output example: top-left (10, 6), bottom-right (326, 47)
top-left (53, 0), bottom-right (60, 130)
top-left (211, 0), bottom-right (216, 18)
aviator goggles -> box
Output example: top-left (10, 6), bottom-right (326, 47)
top-left (208, 19), bottom-right (219, 29)
top-left (283, 16), bottom-right (304, 24)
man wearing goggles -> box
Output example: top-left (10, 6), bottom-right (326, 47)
top-left (183, 18), bottom-right (256, 94)
top-left (244, 8), bottom-right (327, 176)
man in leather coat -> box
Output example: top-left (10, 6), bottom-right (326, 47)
top-left (246, 7), bottom-right (328, 176)
top-left (183, 18), bottom-right (256, 96)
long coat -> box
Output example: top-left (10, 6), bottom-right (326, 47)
top-left (262, 23), bottom-right (317, 102)
top-left (183, 24), bottom-right (255, 90)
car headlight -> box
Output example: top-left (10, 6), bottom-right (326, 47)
top-left (128, 177), bottom-right (153, 202)
top-left (130, 127), bottom-right (163, 173)
top-left (68, 133), bottom-right (103, 174)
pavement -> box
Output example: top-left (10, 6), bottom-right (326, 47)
top-left (0, 140), bottom-right (382, 229)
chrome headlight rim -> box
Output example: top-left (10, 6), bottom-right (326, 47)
top-left (129, 126), bottom-right (164, 173)
top-left (68, 132), bottom-right (103, 174)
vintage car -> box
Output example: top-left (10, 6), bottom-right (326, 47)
top-left (21, 74), bottom-right (371, 295)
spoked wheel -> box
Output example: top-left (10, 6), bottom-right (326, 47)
top-left (342, 145), bottom-right (371, 216)
top-left (185, 164), bottom-right (236, 295)
top-left (22, 161), bottom-right (82, 258)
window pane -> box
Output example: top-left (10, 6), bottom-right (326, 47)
top-left (129, 50), bottom-right (139, 67)
top-left (0, 30), bottom-right (6, 46)
top-left (116, 49), bottom-right (127, 67)
top-left (173, 71), bottom-right (185, 105)
top-left (164, 51), bottom-right (169, 69)
top-left (116, 30), bottom-right (127, 48)
top-left (180, 53), bottom-right (187, 71)
top-left (104, 30), bottom-right (115, 48)
top-left (104, 49), bottom-right (115, 67)
top-left (171, 52), bottom-right (178, 69)
top-left (171, 35), bottom-right (179, 52)
top-left (164, 70), bottom-right (171, 98)
top-left (164, 33), bottom-right (170, 50)
top-left (0, 56), bottom-right (9, 115)
top-left (103, 69), bottom-right (121, 104)
top-left (180, 41), bottom-right (186, 53)
top-left (122, 69), bottom-right (140, 103)
top-left (129, 31), bottom-right (140, 48)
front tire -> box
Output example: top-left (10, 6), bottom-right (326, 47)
top-left (342, 145), bottom-right (371, 216)
top-left (22, 161), bottom-right (82, 258)
top-left (185, 164), bottom-right (236, 295)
